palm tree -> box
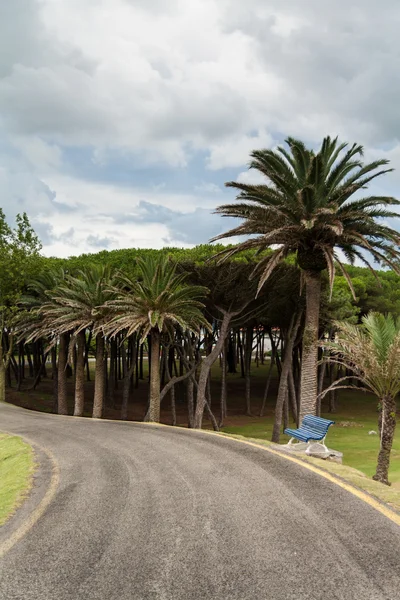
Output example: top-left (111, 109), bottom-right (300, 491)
top-left (39, 265), bottom-right (117, 418)
top-left (105, 256), bottom-right (210, 423)
top-left (15, 268), bottom-right (67, 413)
top-left (212, 136), bottom-right (400, 422)
top-left (322, 313), bottom-right (400, 486)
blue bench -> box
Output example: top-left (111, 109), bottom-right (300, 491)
top-left (284, 415), bottom-right (335, 454)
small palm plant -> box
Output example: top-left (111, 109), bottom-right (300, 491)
top-left (322, 313), bottom-right (400, 486)
top-left (105, 256), bottom-right (210, 422)
top-left (212, 136), bottom-right (400, 422)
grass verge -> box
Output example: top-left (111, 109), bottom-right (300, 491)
top-left (0, 433), bottom-right (35, 526)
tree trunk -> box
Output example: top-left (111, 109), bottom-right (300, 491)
top-left (57, 333), bottom-right (69, 415)
top-left (259, 342), bottom-right (276, 417)
top-left (17, 341), bottom-right (23, 391)
top-left (0, 363), bottom-right (5, 403)
top-left (107, 338), bottom-right (117, 408)
top-left (74, 331), bottom-right (85, 417)
top-left (187, 376), bottom-right (194, 427)
top-left (238, 331), bottom-right (245, 378)
top-left (373, 395), bottom-right (397, 486)
top-left (26, 344), bottom-right (34, 378)
top-left (329, 363), bottom-right (337, 413)
top-left (121, 335), bottom-right (137, 420)
top-left (0, 335), bottom-right (12, 402)
top-left (244, 325), bottom-right (253, 416)
top-left (92, 333), bottom-right (105, 418)
top-left (31, 351), bottom-right (49, 391)
top-left (299, 270), bottom-right (322, 422)
top-left (227, 333), bottom-right (237, 373)
top-left (317, 352), bottom-right (326, 416)
top-left (271, 312), bottom-right (302, 443)
top-left (139, 343), bottom-right (144, 380)
top-left (51, 346), bottom-right (58, 413)
top-left (288, 365), bottom-right (298, 424)
top-left (165, 352), bottom-right (176, 426)
top-left (148, 328), bottom-right (161, 422)
top-left (85, 330), bottom-right (92, 382)
top-left (194, 311), bottom-right (235, 429)
top-left (219, 338), bottom-right (228, 427)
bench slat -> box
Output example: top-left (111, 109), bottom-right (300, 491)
top-left (284, 415), bottom-right (335, 442)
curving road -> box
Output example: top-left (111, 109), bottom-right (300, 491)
top-left (0, 403), bottom-right (399, 600)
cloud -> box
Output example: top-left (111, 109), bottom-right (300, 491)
top-left (207, 131), bottom-right (274, 170)
top-left (2, 0), bottom-right (400, 256)
top-left (116, 200), bottom-right (237, 245)
top-left (87, 234), bottom-right (116, 249)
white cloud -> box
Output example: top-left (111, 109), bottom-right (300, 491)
top-left (207, 131), bottom-right (274, 170)
top-left (236, 169), bottom-right (266, 185)
top-left (2, 0), bottom-right (400, 256)
top-left (31, 174), bottom-right (225, 256)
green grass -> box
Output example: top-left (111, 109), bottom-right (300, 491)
top-left (222, 389), bottom-right (400, 489)
top-left (0, 433), bottom-right (35, 526)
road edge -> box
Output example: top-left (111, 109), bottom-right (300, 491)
top-left (2, 404), bottom-right (399, 528)
top-left (0, 433), bottom-right (60, 559)
top-left (137, 422), bottom-right (400, 527)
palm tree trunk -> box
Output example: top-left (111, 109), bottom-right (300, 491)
top-left (93, 333), bottom-right (105, 418)
top-left (148, 328), bottom-right (161, 422)
top-left (299, 270), bottom-right (321, 423)
top-left (57, 333), bottom-right (69, 415)
top-left (74, 331), bottom-right (85, 417)
top-left (244, 325), bottom-right (253, 416)
top-left (373, 396), bottom-right (397, 486)
top-left (51, 346), bottom-right (58, 413)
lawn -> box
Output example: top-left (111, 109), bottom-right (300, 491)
top-left (222, 388), bottom-right (400, 489)
top-left (0, 433), bottom-right (35, 526)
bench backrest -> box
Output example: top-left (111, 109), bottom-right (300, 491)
top-left (301, 415), bottom-right (335, 435)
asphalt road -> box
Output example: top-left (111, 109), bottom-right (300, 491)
top-left (0, 403), bottom-right (399, 600)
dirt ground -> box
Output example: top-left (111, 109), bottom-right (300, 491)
top-left (6, 363), bottom-right (280, 429)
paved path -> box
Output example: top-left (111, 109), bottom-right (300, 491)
top-left (0, 403), bottom-right (399, 599)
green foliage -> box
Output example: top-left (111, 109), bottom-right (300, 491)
top-left (326, 312), bottom-right (400, 399)
top-left (33, 264), bottom-right (118, 341)
top-left (105, 256), bottom-right (210, 340)
top-left (212, 136), bottom-right (400, 296)
top-left (0, 210), bottom-right (43, 313)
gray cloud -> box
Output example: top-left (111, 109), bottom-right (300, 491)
top-left (87, 234), bottom-right (115, 249)
top-left (5, 0), bottom-right (400, 156)
top-left (108, 201), bottom-right (235, 245)
top-left (2, 0), bottom-right (400, 257)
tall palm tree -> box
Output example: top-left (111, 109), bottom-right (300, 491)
top-left (105, 256), bottom-right (210, 422)
top-left (212, 136), bottom-right (400, 422)
top-left (39, 265), bottom-right (117, 418)
top-left (322, 313), bottom-right (400, 486)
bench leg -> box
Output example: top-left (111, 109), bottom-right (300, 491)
top-left (305, 436), bottom-right (329, 456)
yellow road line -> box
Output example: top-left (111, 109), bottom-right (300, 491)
top-left (0, 436), bottom-right (60, 559)
top-left (139, 422), bottom-right (400, 527)
top-left (202, 430), bottom-right (400, 526)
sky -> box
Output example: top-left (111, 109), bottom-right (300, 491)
top-left (2, 0), bottom-right (400, 257)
